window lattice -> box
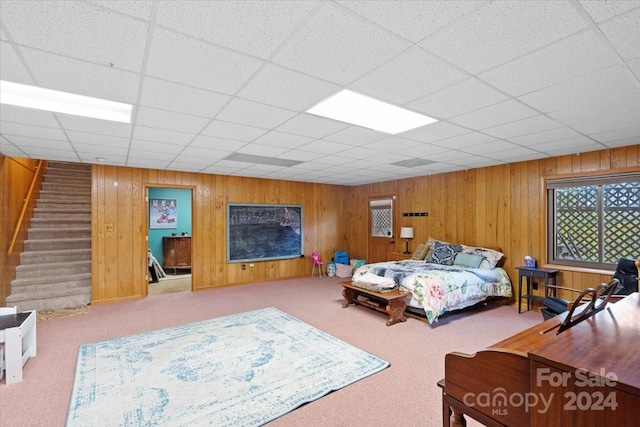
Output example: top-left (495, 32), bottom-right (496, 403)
top-left (604, 182), bottom-right (640, 263)
top-left (371, 208), bottom-right (391, 236)
top-left (555, 182), bottom-right (640, 265)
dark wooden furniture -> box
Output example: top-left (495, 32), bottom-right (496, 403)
top-left (163, 236), bottom-right (191, 274)
top-left (340, 281), bottom-right (409, 326)
top-left (385, 252), bottom-right (412, 261)
top-left (517, 266), bottom-right (558, 313)
top-left (440, 292), bottom-right (640, 427)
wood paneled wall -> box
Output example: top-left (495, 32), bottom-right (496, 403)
top-left (348, 145), bottom-right (639, 303)
top-left (91, 165), bottom-right (353, 303)
top-left (0, 156), bottom-right (44, 305)
top-left (4, 145), bottom-right (638, 307)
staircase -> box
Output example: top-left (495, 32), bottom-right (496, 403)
top-left (7, 162), bottom-right (92, 311)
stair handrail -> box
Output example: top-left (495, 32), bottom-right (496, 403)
top-left (7, 159), bottom-right (46, 255)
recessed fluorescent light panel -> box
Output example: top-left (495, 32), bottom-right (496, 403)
top-left (0, 80), bottom-right (132, 123)
top-left (306, 89), bottom-right (437, 135)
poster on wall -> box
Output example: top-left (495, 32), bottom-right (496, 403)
top-left (150, 198), bottom-right (177, 229)
top-left (227, 203), bottom-right (303, 263)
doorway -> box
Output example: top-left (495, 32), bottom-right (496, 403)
top-left (146, 186), bottom-right (193, 295)
top-left (367, 194), bottom-right (397, 263)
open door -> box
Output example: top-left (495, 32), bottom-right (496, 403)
top-left (145, 186), bottom-right (193, 296)
top-left (367, 195), bottom-right (396, 263)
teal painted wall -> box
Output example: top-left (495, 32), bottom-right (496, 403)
top-left (148, 188), bottom-right (192, 264)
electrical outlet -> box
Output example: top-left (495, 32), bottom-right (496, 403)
top-left (242, 264), bottom-right (246, 270)
top-left (105, 223), bottom-right (114, 232)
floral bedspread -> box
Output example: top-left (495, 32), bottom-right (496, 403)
top-left (351, 260), bottom-right (512, 323)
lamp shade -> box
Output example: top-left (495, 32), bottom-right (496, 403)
top-left (400, 227), bottom-right (414, 239)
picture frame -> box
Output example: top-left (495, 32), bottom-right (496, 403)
top-left (227, 203), bottom-right (303, 263)
top-left (149, 198), bottom-right (177, 229)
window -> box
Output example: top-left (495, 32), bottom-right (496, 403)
top-left (370, 197), bottom-right (393, 237)
top-left (546, 171), bottom-right (639, 269)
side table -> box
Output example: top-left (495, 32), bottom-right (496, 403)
top-left (0, 310), bottom-right (37, 383)
top-left (517, 267), bottom-right (559, 313)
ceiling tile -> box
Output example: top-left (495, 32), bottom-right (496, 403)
top-left (572, 110), bottom-right (640, 134)
top-left (548, 89), bottom-right (640, 125)
top-left (408, 78), bottom-right (508, 119)
top-left (274, 113), bottom-right (348, 139)
top-left (156, 1), bottom-right (318, 59)
top-left (0, 41), bottom-right (35, 84)
top-left (596, 8), bottom-right (640, 61)
top-left (420, 1), bottom-right (587, 73)
top-left (591, 124), bottom-right (640, 143)
top-left (0, 104), bottom-right (59, 128)
top-left (533, 135), bottom-right (603, 153)
top-left (216, 98), bottom-right (297, 129)
top-left (178, 146), bottom-right (230, 160)
top-left (252, 131), bottom-right (314, 149)
top-left (276, 149), bottom-right (324, 162)
top-left (364, 136), bottom-right (421, 152)
top-left (74, 142), bottom-right (128, 158)
top-left (67, 130), bottom-right (130, 148)
top-left (579, 0), bottom-right (640, 23)
top-left (136, 106), bottom-right (209, 133)
top-left (272, 2), bottom-right (411, 84)
top-left (519, 64), bottom-right (638, 113)
top-left (337, 0), bottom-right (484, 43)
top-left (3, 134), bottom-right (72, 151)
top-left (129, 139), bottom-right (185, 154)
top-left (140, 77), bottom-right (230, 118)
top-left (349, 46), bottom-right (467, 104)
top-left (89, 0), bottom-right (155, 21)
top-left (21, 48), bottom-right (140, 104)
top-left (479, 30), bottom-right (619, 96)
top-left (396, 143), bottom-right (450, 158)
top-left (627, 58), bottom-right (640, 80)
top-left (432, 132), bottom-right (498, 150)
top-left (323, 126), bottom-right (386, 145)
top-left (1, 121), bottom-right (66, 141)
top-left (200, 120), bottom-right (267, 142)
top-left (236, 143), bottom-right (289, 157)
top-left (146, 27), bottom-right (263, 94)
top-left (401, 121), bottom-right (470, 143)
top-left (449, 100), bottom-right (539, 130)
top-left (482, 115), bottom-right (563, 139)
top-left (508, 126), bottom-right (582, 146)
top-left (57, 115), bottom-right (132, 138)
top-left (189, 135), bottom-right (246, 152)
top-left (133, 126), bottom-right (194, 145)
top-left (461, 140), bottom-right (523, 155)
top-left (1, 0), bottom-right (148, 72)
top-left (238, 64), bottom-right (340, 110)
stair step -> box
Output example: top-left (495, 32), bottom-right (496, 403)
top-left (36, 201), bottom-right (91, 210)
top-left (39, 192), bottom-right (91, 202)
top-left (11, 272), bottom-right (91, 288)
top-left (45, 166), bottom-right (91, 177)
top-left (28, 227), bottom-right (90, 240)
top-left (30, 218), bottom-right (91, 229)
top-left (44, 176), bottom-right (91, 186)
top-left (24, 237), bottom-right (91, 251)
top-left (20, 248), bottom-right (91, 264)
top-left (16, 260), bottom-right (91, 278)
top-left (33, 210), bottom-right (91, 221)
top-left (7, 287), bottom-right (91, 312)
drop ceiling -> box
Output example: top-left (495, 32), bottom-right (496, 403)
top-left (1, 0), bottom-right (639, 186)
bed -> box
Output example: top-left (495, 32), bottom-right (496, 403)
top-left (350, 238), bottom-right (513, 324)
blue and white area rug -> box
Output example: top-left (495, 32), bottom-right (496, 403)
top-left (66, 307), bottom-right (389, 426)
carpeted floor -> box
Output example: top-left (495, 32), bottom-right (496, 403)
top-left (1, 276), bottom-right (541, 426)
top-left (149, 274), bottom-right (192, 295)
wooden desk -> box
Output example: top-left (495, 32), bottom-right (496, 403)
top-left (0, 310), bottom-right (37, 384)
top-left (440, 292), bottom-right (640, 426)
top-left (341, 281), bottom-right (409, 326)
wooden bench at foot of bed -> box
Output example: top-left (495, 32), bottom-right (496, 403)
top-left (340, 281), bottom-right (410, 326)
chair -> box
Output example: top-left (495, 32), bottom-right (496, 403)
top-left (311, 252), bottom-right (324, 277)
top-left (541, 258), bottom-right (640, 320)
top-left (0, 306), bottom-right (18, 380)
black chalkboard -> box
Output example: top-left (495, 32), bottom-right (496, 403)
top-left (227, 203), bottom-right (303, 263)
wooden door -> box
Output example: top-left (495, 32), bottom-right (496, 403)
top-left (367, 195), bottom-right (396, 263)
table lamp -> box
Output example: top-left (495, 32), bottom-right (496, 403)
top-left (400, 227), bottom-right (414, 254)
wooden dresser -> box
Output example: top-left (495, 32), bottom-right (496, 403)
top-left (163, 236), bottom-right (191, 274)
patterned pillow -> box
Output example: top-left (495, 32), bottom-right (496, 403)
top-left (461, 245), bottom-right (504, 269)
top-left (427, 242), bottom-right (462, 265)
top-left (411, 243), bottom-right (429, 260)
